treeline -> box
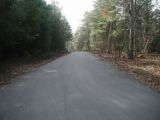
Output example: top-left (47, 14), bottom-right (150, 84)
top-left (74, 0), bottom-right (160, 59)
top-left (0, 0), bottom-right (72, 60)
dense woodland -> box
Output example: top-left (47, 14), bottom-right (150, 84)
top-left (74, 0), bottom-right (160, 59)
top-left (0, 0), bottom-right (72, 60)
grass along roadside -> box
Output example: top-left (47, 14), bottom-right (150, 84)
top-left (0, 52), bottom-right (67, 85)
top-left (95, 53), bottom-right (160, 92)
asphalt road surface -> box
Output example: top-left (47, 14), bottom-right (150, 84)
top-left (0, 52), bottom-right (160, 120)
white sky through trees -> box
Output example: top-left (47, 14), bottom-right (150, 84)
top-left (45, 0), bottom-right (94, 33)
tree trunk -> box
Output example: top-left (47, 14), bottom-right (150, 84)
top-left (128, 0), bottom-right (134, 60)
top-left (107, 23), bottom-right (112, 54)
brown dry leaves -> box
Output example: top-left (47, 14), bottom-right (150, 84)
top-left (96, 53), bottom-right (160, 92)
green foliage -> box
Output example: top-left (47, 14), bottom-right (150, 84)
top-left (0, 0), bottom-right (72, 59)
top-left (74, 0), bottom-right (160, 57)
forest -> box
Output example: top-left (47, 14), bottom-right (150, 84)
top-left (0, 0), bottom-right (72, 82)
top-left (74, 0), bottom-right (160, 59)
top-left (0, 0), bottom-right (72, 60)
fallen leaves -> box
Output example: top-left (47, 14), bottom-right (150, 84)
top-left (95, 53), bottom-right (160, 92)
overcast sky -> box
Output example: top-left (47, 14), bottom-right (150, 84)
top-left (45, 0), bottom-right (94, 33)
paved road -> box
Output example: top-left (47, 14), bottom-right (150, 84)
top-left (0, 52), bottom-right (160, 120)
